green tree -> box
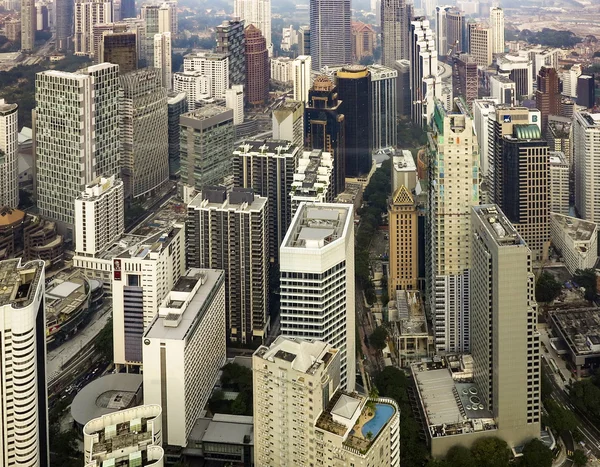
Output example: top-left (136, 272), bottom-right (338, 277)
top-left (545, 399), bottom-right (578, 433)
top-left (521, 438), bottom-right (553, 467)
top-left (535, 272), bottom-right (562, 303)
top-left (470, 437), bottom-right (511, 467)
top-left (445, 445), bottom-right (475, 467)
top-left (570, 379), bottom-right (600, 423)
top-left (370, 326), bottom-right (388, 350)
top-left (573, 268), bottom-right (597, 302)
top-left (572, 449), bottom-right (588, 466)
top-left (95, 319), bottom-right (113, 362)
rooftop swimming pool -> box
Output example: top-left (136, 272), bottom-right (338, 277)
top-left (361, 403), bottom-right (395, 439)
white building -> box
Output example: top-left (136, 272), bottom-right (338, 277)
top-left (561, 64), bottom-right (582, 98)
top-left (369, 64), bottom-right (398, 152)
top-left (225, 85), bottom-right (244, 124)
top-left (391, 149), bottom-right (417, 193)
top-left (490, 75), bottom-right (515, 106)
top-left (74, 0), bottom-right (113, 56)
top-left (83, 405), bottom-right (164, 467)
top-left (112, 225), bottom-right (185, 370)
top-left (173, 71), bottom-right (209, 111)
top-left (489, 7), bottom-right (505, 55)
top-left (550, 213), bottom-right (598, 275)
top-left (272, 100), bottom-right (304, 148)
top-left (143, 269), bottom-right (226, 448)
top-left (280, 203), bottom-right (356, 391)
top-left (290, 149), bottom-right (334, 215)
top-left (293, 55), bottom-right (312, 103)
top-left (281, 24), bottom-right (298, 51)
top-left (183, 52), bottom-right (229, 98)
top-left (75, 175), bottom-right (124, 257)
top-left (0, 100), bottom-right (18, 208)
top-left (0, 259), bottom-right (49, 467)
top-left (154, 32), bottom-right (172, 90)
top-left (549, 151), bottom-right (570, 216)
top-left (472, 99), bottom-right (497, 181)
top-left (574, 112), bottom-right (600, 224)
top-left (270, 56), bottom-right (293, 83)
top-left (497, 51), bottom-right (534, 99)
top-left (234, 0), bottom-right (272, 52)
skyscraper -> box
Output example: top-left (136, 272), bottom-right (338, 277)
top-left (120, 0), bottom-right (135, 19)
top-left (305, 75), bottom-right (346, 196)
top-left (234, 0), bottom-right (271, 51)
top-left (471, 205), bottom-right (540, 445)
top-left (272, 100), bottom-right (304, 148)
top-left (337, 65), bottom-right (371, 177)
top-left (186, 188), bottom-right (269, 344)
top-left (101, 32), bottom-right (137, 73)
top-left (280, 202), bottom-right (356, 391)
top-left (0, 101), bottom-right (18, 208)
top-left (468, 23), bottom-right (492, 67)
top-left (140, 4), bottom-right (170, 66)
top-left (74, 0), bottom-right (113, 57)
top-left (0, 258), bottom-right (49, 467)
top-left (244, 25), bottom-right (269, 105)
top-left (410, 18), bottom-right (440, 127)
top-left (389, 185), bottom-right (418, 294)
top-left (154, 31), bottom-right (172, 89)
top-left (454, 54), bottom-right (478, 111)
top-left (216, 19), bottom-right (246, 86)
top-left (167, 91), bottom-right (188, 178)
top-left (21, 0), bottom-right (35, 51)
top-left (426, 99), bottom-right (479, 353)
top-left (574, 112), bottom-right (600, 223)
top-left (225, 85), bottom-right (244, 124)
top-left (436, 5), bottom-right (464, 56)
top-left (381, 0), bottom-right (411, 67)
top-left (55, 0), bottom-right (74, 52)
top-left (535, 66), bottom-right (560, 137)
top-left (310, 0), bottom-right (351, 70)
top-left (292, 55), bottom-right (312, 103)
top-left (183, 52), bottom-right (230, 99)
top-left (489, 6), bottom-right (505, 55)
top-left (369, 64), bottom-right (397, 152)
top-left (576, 75), bottom-right (596, 109)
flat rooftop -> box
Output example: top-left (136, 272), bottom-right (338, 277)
top-left (117, 226), bottom-right (182, 260)
top-left (549, 151), bottom-right (568, 166)
top-left (473, 205), bottom-right (524, 246)
top-left (46, 270), bottom-right (90, 321)
top-left (551, 213), bottom-right (597, 243)
top-left (550, 308), bottom-right (600, 356)
top-left (284, 203), bottom-right (351, 249)
top-left (234, 139), bottom-right (298, 155)
top-left (181, 104), bottom-right (232, 120)
top-left (96, 234), bottom-right (148, 261)
top-left (392, 150), bottom-right (416, 172)
top-left (0, 259), bottom-right (44, 308)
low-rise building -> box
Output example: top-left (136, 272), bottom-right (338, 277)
top-left (290, 149), bottom-right (334, 216)
top-left (550, 213), bottom-right (598, 275)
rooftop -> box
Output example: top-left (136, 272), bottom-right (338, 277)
top-left (117, 226), bottom-right (182, 260)
top-left (550, 308), bottom-right (600, 356)
top-left (254, 336), bottom-right (337, 375)
top-left (392, 150), bottom-right (416, 173)
top-left (549, 151), bottom-right (568, 166)
top-left (181, 104), bottom-right (232, 120)
top-left (284, 203), bottom-right (352, 249)
top-left (77, 175), bottom-right (122, 201)
top-left (550, 213), bottom-right (597, 243)
top-left (473, 205), bottom-right (524, 246)
top-left (291, 150), bottom-right (333, 196)
top-left (189, 414), bottom-right (254, 445)
top-left (94, 234), bottom-right (149, 261)
top-left (0, 258), bottom-right (44, 309)
top-left (234, 139), bottom-right (298, 156)
top-left (46, 269), bottom-right (90, 323)
top-left (393, 290), bottom-right (428, 336)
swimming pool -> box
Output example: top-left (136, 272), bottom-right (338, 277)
top-left (361, 403), bottom-right (395, 439)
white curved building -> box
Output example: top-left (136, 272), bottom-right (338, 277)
top-left (0, 258), bottom-right (48, 467)
top-left (0, 100), bottom-right (18, 208)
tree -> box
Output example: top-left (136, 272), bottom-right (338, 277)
top-left (521, 438), bottom-right (553, 467)
top-left (95, 319), bottom-right (113, 362)
top-left (470, 437), bottom-right (511, 467)
top-left (570, 379), bottom-right (600, 423)
top-left (370, 326), bottom-right (388, 350)
top-left (572, 449), bottom-right (588, 466)
top-left (445, 445), bottom-right (475, 467)
top-left (573, 268), bottom-right (597, 302)
top-left (545, 399), bottom-right (578, 433)
top-left (535, 272), bottom-right (562, 303)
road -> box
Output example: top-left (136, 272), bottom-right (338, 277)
top-left (356, 285), bottom-right (382, 379)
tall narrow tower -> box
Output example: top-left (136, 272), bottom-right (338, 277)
top-left (310, 0), bottom-right (351, 70)
top-left (245, 25), bottom-right (269, 105)
top-left (0, 101), bottom-right (18, 208)
top-left (490, 6), bottom-right (505, 55)
top-left (234, 0), bottom-right (271, 52)
top-left (21, 0), bottom-right (36, 51)
top-left (381, 0), bottom-right (411, 67)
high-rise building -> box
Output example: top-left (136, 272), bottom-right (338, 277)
top-left (369, 64), bottom-right (397, 152)
top-left (550, 214), bottom-right (598, 275)
top-left (225, 85), bottom-right (244, 124)
top-left (471, 205), bottom-right (540, 446)
top-left (576, 75), bottom-right (595, 109)
top-left (535, 66), bottom-right (560, 137)
top-left (389, 185), bottom-right (418, 294)
top-left (21, 0), bottom-right (35, 51)
top-left (498, 125), bottom-right (550, 260)
top-left (179, 106), bottom-right (235, 191)
top-left (292, 55), bottom-right (312, 103)
top-left (244, 25), bottom-right (269, 105)
top-left (298, 25), bottom-right (310, 55)
top-left (394, 59), bottom-right (411, 118)
top-left (351, 21), bottom-right (376, 61)
top-left (56, 0), bottom-right (74, 51)
top-left (270, 56), bottom-right (293, 84)
top-left (272, 100), bottom-right (304, 148)
top-left (35, 63), bottom-right (120, 236)
top-left (489, 6), bottom-right (504, 55)
top-left (547, 116), bottom-right (572, 165)
top-left (472, 99), bottom-right (497, 183)
top-left (74, 0), bottom-right (113, 56)
top-left (234, 0), bottom-right (271, 51)
top-left (158, 1), bottom-right (177, 35)
top-left (101, 31), bottom-right (137, 73)
top-left (310, 0), bottom-right (351, 70)
top-left (468, 23), bottom-right (492, 67)
top-left (75, 175), bottom-right (124, 257)
top-left (560, 63), bottom-right (581, 98)
top-left (290, 149), bottom-right (334, 215)
top-left (280, 202), bottom-right (356, 391)
top-left (119, 68), bottom-right (169, 199)
top-left (233, 140), bottom-right (300, 262)
top-left (154, 32), bottom-right (172, 90)
top-left (0, 101), bottom-right (18, 208)
top-left (173, 71), bottom-right (209, 110)
top-left (112, 225), bottom-right (185, 370)
top-left (215, 19), bottom-right (246, 86)
top-left (5, 20), bottom-right (20, 42)
top-left (92, 19), bottom-right (145, 64)
top-left (496, 52), bottom-right (534, 100)
top-left (489, 74), bottom-right (516, 106)
top-left (186, 188), bottom-right (269, 343)
top-left (305, 75), bottom-right (346, 196)
top-left (410, 18), bottom-right (440, 127)
top-left (381, 0), bottom-right (411, 67)
top-left (140, 3), bottom-right (171, 66)
top-left (143, 269), bottom-right (226, 448)
top-left (253, 337), bottom-right (401, 467)
top-left (0, 258), bottom-right (49, 467)
top-left (549, 151), bottom-right (570, 216)
top-left (167, 91), bottom-right (188, 178)
top-left (120, 0), bottom-right (135, 19)
top-left (336, 65), bottom-right (371, 177)
top-left (574, 112), bottom-right (600, 223)
top-left (454, 54), bottom-right (478, 111)
top-left (183, 52), bottom-right (229, 99)
top-left (426, 99), bottom-right (479, 353)
top-left (436, 6), bottom-right (464, 56)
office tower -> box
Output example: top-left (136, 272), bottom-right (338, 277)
top-left (497, 125), bottom-right (549, 260)
top-left (549, 151), bottom-right (569, 216)
top-left (561, 64), bottom-right (582, 98)
top-left (143, 269), bottom-right (226, 448)
top-left (577, 75), bottom-right (595, 109)
top-left (436, 6), bottom-right (464, 56)
top-left (310, 0), bottom-right (351, 70)
top-left (140, 4), bottom-right (170, 66)
top-left (336, 65), bottom-right (371, 177)
top-left (167, 92), bottom-right (188, 178)
top-left (234, 0), bottom-right (272, 51)
top-left (233, 140), bottom-right (300, 262)
top-left (154, 32), bottom-right (172, 89)
top-left (35, 63), bottom-right (120, 236)
top-left (245, 25), bottom-right (269, 105)
top-left (391, 149), bottom-right (417, 193)
top-left (271, 57), bottom-right (293, 84)
top-left (290, 149), bottom-right (334, 215)
top-left (381, 0), bottom-right (411, 67)
top-left (490, 74), bottom-right (516, 105)
top-left (472, 99), bottom-right (496, 182)
top-left (497, 52), bottom-right (534, 100)
top-left (92, 20), bottom-right (144, 64)
top-left (280, 203), bottom-right (356, 391)
top-left (471, 205), bottom-right (540, 446)
top-left (119, 68), bottom-right (169, 199)
top-left (183, 52), bottom-right (230, 99)
top-left (574, 112), bottom-right (600, 223)
top-left (369, 64), bottom-right (397, 152)
top-left (426, 99), bottom-right (479, 353)
top-left (389, 185), bottom-right (418, 294)
top-left (56, 0), bottom-right (73, 51)
top-left (21, 0), bottom-right (35, 51)
top-left (121, 0), bottom-right (135, 18)
top-left (74, 0), bottom-right (113, 56)
top-left (535, 66), bottom-right (560, 137)
top-left (561, 98), bottom-right (576, 119)
top-left (489, 6), bottom-right (504, 55)
top-left (299, 25), bottom-right (310, 55)
top-left (216, 19), bottom-right (246, 86)
top-left (186, 188), bottom-right (268, 343)
top-left (158, 1), bottom-right (177, 34)
top-left (83, 406), bottom-right (164, 466)
top-left (468, 23), bottom-right (492, 67)
top-left (0, 101), bottom-right (18, 208)
top-left (0, 258), bottom-right (49, 467)
top-left (547, 116), bottom-right (572, 165)
top-left (173, 71), bottom-right (208, 110)
top-left (225, 85), bottom-right (244, 124)
top-left (292, 55), bottom-right (312, 103)
top-left (112, 225), bottom-right (185, 369)
top-left (75, 175), bottom-right (124, 256)
top-left (351, 21), bottom-right (376, 61)
top-left (102, 32), bottom-right (137, 73)
top-left (394, 59), bottom-right (411, 117)
top-left (179, 106), bottom-right (235, 191)
top-left (410, 18), bottom-right (440, 127)
top-left (36, 5), bottom-right (49, 30)
top-left (454, 54), bottom-right (478, 111)
top-left (272, 100), bottom-right (304, 148)
top-left (305, 75), bottom-right (346, 196)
